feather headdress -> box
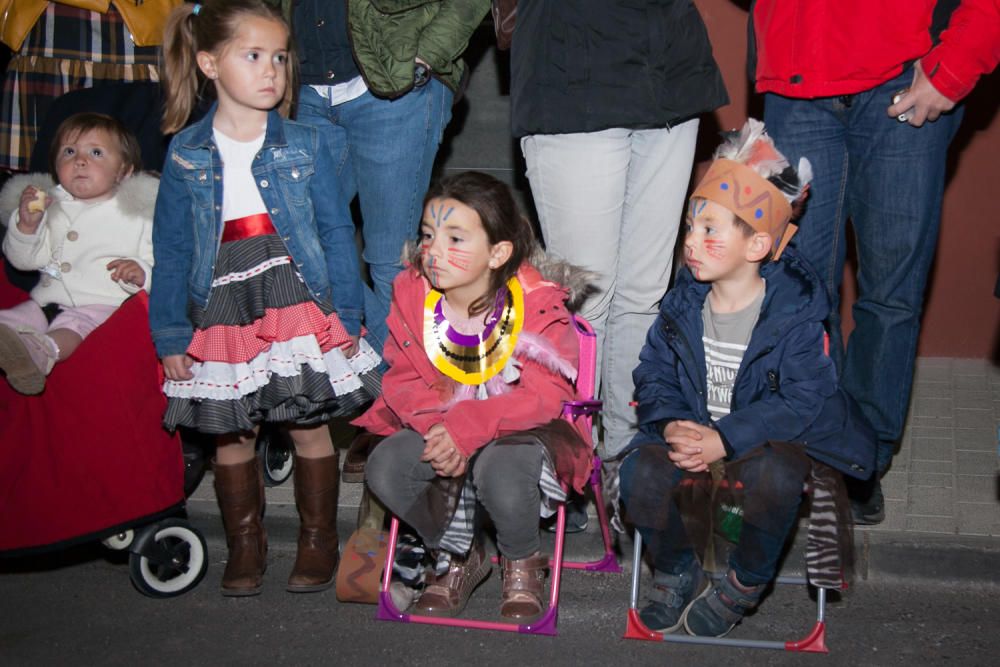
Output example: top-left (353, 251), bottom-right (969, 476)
top-left (691, 118), bottom-right (811, 260)
top-left (713, 118), bottom-right (812, 205)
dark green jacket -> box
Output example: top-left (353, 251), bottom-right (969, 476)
top-left (295, 0), bottom-right (489, 99)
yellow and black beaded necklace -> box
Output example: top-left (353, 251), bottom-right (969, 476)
top-left (423, 277), bottom-right (524, 385)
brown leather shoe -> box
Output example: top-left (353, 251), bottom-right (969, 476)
top-left (342, 431), bottom-right (383, 483)
top-left (414, 542), bottom-right (492, 617)
top-left (213, 457), bottom-right (267, 596)
top-left (500, 552), bottom-right (548, 619)
top-left (287, 453), bottom-right (341, 593)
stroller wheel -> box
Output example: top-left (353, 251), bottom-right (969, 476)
top-left (102, 530), bottom-right (135, 550)
top-left (257, 425), bottom-right (294, 486)
top-left (129, 519), bottom-right (208, 598)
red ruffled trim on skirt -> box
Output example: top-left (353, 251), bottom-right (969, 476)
top-left (188, 302), bottom-right (352, 364)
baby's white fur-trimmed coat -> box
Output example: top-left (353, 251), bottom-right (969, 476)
top-left (0, 172), bottom-right (158, 308)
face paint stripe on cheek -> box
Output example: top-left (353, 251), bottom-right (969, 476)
top-left (446, 248), bottom-right (472, 272)
top-left (703, 238), bottom-right (725, 260)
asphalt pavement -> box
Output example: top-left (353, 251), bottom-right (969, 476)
top-left (2, 357), bottom-right (998, 665)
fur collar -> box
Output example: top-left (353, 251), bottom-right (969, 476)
top-left (0, 171), bottom-right (159, 226)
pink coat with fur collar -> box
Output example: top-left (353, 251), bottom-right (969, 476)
top-left (353, 263), bottom-right (591, 489)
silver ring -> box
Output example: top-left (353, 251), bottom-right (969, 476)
top-left (897, 112), bottom-right (909, 123)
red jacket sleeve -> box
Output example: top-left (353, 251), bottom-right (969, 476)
top-left (351, 307), bottom-right (446, 437)
top-left (921, 0), bottom-right (1000, 101)
top-left (442, 314), bottom-right (578, 457)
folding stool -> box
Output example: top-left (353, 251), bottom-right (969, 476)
top-left (376, 315), bottom-right (620, 635)
top-left (624, 460), bottom-right (852, 653)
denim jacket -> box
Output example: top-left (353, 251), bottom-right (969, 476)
top-left (149, 105), bottom-right (362, 359)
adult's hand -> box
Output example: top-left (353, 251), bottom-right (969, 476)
top-left (887, 60), bottom-right (956, 127)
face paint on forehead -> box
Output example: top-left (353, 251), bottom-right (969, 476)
top-left (429, 201), bottom-right (455, 228)
top-left (690, 199), bottom-right (708, 217)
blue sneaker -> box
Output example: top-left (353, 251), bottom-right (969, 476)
top-left (683, 569), bottom-right (765, 637)
top-left (638, 562), bottom-right (707, 633)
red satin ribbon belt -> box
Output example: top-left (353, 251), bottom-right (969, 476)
top-left (221, 213), bottom-right (277, 243)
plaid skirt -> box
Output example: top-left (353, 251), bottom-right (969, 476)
top-left (0, 4), bottom-right (160, 172)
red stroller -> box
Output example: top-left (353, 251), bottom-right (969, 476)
top-left (0, 259), bottom-right (208, 597)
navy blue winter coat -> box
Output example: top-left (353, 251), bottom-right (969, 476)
top-left (628, 248), bottom-right (876, 479)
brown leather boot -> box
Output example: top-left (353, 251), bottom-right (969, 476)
top-left (341, 431), bottom-right (384, 483)
top-left (287, 453), bottom-right (340, 593)
top-left (500, 552), bottom-right (548, 619)
top-left (213, 457), bottom-right (267, 596)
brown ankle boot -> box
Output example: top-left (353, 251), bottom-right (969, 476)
top-left (500, 552), bottom-right (548, 619)
top-left (214, 457), bottom-right (267, 596)
top-left (414, 541), bottom-right (492, 617)
top-left (287, 453), bottom-right (340, 593)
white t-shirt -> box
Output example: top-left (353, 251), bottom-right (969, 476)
top-left (213, 128), bottom-right (267, 221)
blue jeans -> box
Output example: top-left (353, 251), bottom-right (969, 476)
top-left (296, 81), bottom-right (453, 354)
top-left (619, 443), bottom-right (810, 585)
top-left (764, 69), bottom-right (964, 473)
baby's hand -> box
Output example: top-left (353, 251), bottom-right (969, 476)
top-left (107, 259), bottom-right (146, 287)
top-left (162, 354), bottom-right (195, 381)
top-left (16, 186), bottom-right (49, 232)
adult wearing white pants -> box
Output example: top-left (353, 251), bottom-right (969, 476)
top-left (511, 0), bottom-right (728, 463)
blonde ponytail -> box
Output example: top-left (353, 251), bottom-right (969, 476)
top-left (159, 0), bottom-right (296, 134)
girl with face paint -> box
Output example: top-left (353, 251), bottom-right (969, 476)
top-left (357, 171), bottom-right (595, 621)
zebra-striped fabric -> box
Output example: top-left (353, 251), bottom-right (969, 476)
top-left (805, 460), bottom-right (854, 590)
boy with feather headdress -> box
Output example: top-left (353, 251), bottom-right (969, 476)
top-left (618, 120), bottom-right (876, 637)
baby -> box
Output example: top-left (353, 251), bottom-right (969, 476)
top-left (0, 112), bottom-right (157, 394)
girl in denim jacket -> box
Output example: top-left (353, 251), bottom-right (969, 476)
top-left (150, 0), bottom-right (380, 597)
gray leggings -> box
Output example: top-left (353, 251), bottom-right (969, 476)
top-left (366, 429), bottom-right (543, 559)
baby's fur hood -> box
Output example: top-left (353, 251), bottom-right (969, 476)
top-left (0, 171), bottom-right (160, 226)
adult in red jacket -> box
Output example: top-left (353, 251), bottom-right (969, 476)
top-left (752, 0), bottom-right (1000, 524)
